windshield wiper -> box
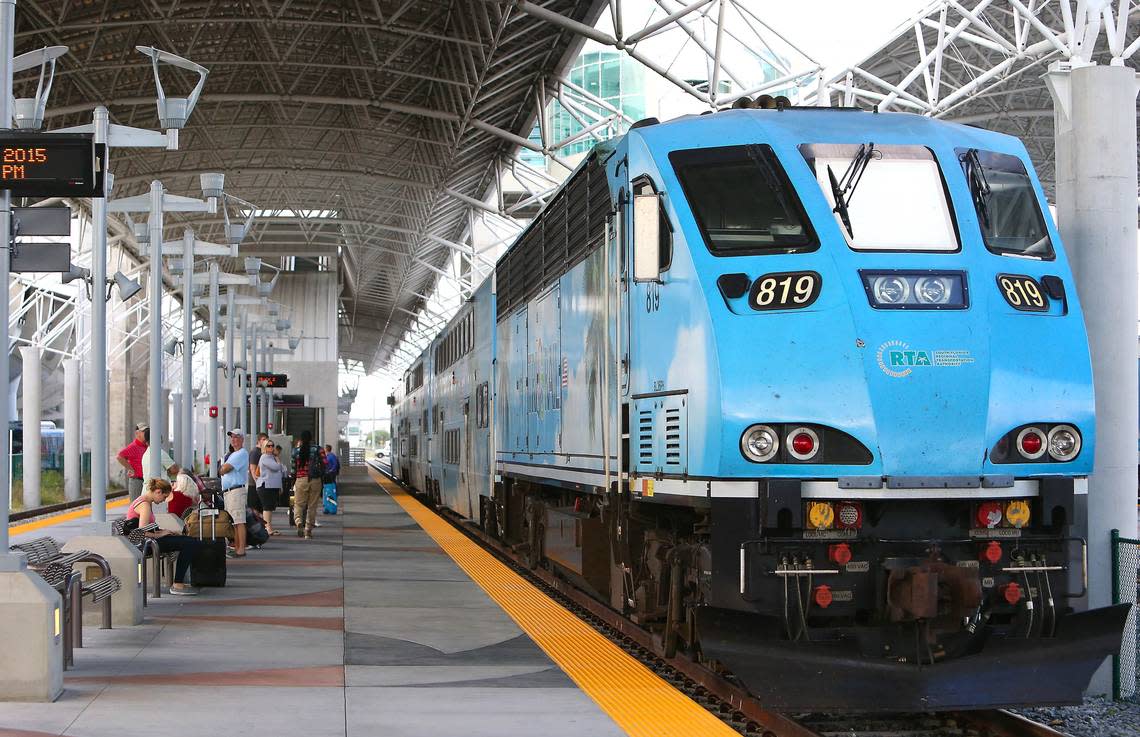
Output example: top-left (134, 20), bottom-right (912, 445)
top-left (827, 142), bottom-right (876, 238)
top-left (960, 148), bottom-right (991, 229)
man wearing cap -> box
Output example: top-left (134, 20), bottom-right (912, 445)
top-left (116, 423), bottom-right (149, 500)
top-left (218, 428), bottom-right (249, 557)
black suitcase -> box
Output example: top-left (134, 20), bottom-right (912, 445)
top-left (190, 504), bottom-right (228, 587)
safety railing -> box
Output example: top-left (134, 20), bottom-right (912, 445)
top-left (1112, 528), bottom-right (1140, 700)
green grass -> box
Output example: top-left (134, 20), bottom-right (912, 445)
top-left (8, 470), bottom-right (67, 512)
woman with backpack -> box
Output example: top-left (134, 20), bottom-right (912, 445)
top-left (292, 431), bottom-right (325, 539)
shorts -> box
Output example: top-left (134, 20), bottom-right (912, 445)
top-left (256, 486), bottom-right (280, 512)
top-left (223, 487), bottom-right (248, 526)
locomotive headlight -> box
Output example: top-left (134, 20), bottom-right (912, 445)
top-left (741, 424), bottom-right (779, 463)
top-left (915, 276), bottom-right (952, 304)
top-left (1047, 425), bottom-right (1081, 461)
top-left (872, 276), bottom-right (910, 305)
top-left (861, 271), bottom-right (967, 309)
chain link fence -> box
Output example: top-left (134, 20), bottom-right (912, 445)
top-left (1112, 529), bottom-right (1140, 700)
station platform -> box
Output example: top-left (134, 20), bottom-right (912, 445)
top-left (0, 469), bottom-right (732, 737)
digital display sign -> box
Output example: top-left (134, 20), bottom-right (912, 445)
top-left (0, 133), bottom-right (102, 197)
top-left (255, 373), bottom-right (288, 388)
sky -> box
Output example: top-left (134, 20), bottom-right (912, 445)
top-left (343, 0), bottom-right (935, 430)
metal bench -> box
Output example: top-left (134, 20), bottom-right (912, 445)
top-left (9, 536), bottom-right (121, 669)
top-left (113, 520), bottom-right (178, 602)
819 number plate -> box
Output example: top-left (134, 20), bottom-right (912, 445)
top-left (749, 270), bottom-right (822, 311)
top-left (996, 274), bottom-right (1049, 312)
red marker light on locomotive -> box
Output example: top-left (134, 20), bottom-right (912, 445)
top-left (1002, 582), bottom-right (1022, 605)
top-left (976, 501), bottom-right (1004, 529)
top-left (828, 543), bottom-right (853, 566)
top-left (980, 540), bottom-right (1003, 564)
top-left (786, 427), bottom-right (820, 461)
top-left (1016, 427), bottom-right (1047, 459)
top-left (813, 585), bottom-right (833, 609)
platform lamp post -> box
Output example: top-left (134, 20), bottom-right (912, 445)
top-left (108, 182), bottom-right (219, 482)
top-left (214, 265), bottom-right (261, 469)
top-left (53, 46), bottom-right (208, 525)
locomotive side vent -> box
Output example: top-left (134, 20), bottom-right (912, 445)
top-left (638, 408), bottom-right (654, 466)
top-left (664, 407), bottom-right (682, 467)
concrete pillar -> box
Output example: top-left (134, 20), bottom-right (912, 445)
top-left (20, 347), bottom-right (41, 510)
top-left (0, 566), bottom-right (63, 701)
top-left (63, 358), bottom-right (81, 501)
top-left (172, 393), bottom-right (182, 466)
top-left (1047, 61), bottom-right (1139, 694)
top-left (160, 388), bottom-right (171, 455)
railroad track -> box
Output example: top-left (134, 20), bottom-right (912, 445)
top-left (366, 463), bottom-right (1069, 737)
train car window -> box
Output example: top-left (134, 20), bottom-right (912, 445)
top-left (956, 148), bottom-right (1054, 259)
top-left (801, 143), bottom-right (958, 252)
top-left (669, 144), bottom-right (816, 256)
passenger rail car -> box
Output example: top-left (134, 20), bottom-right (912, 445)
top-left (390, 107), bottom-right (1128, 711)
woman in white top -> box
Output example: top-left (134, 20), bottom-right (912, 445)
top-left (257, 444), bottom-right (285, 535)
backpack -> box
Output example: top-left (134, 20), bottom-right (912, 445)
top-left (306, 446), bottom-right (326, 478)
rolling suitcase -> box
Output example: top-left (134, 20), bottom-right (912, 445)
top-left (190, 504), bottom-right (227, 587)
top-left (322, 482), bottom-right (338, 515)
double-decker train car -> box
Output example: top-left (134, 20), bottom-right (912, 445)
top-left (390, 105), bottom-right (1129, 711)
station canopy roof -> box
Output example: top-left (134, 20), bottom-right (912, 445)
top-left (14, 0), bottom-right (606, 374)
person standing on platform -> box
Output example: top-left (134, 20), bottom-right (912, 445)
top-left (323, 444), bottom-right (340, 488)
top-left (257, 443), bottom-right (285, 535)
top-left (219, 429), bottom-right (249, 557)
top-left (292, 431), bottom-right (324, 539)
top-left (248, 432), bottom-right (268, 514)
top-left (116, 423), bottom-right (149, 500)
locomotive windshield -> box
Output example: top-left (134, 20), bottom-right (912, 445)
top-left (958, 148), bottom-right (1054, 259)
top-left (669, 144), bottom-right (816, 255)
top-left (801, 143), bottom-right (958, 252)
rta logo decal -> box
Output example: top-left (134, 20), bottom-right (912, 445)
top-left (876, 340), bottom-right (974, 378)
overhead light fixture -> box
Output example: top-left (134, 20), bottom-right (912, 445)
top-left (257, 281), bottom-right (273, 298)
top-left (276, 318), bottom-right (291, 331)
top-left (136, 45), bottom-right (209, 149)
top-left (199, 172), bottom-right (224, 199)
top-left (12, 46), bottom-right (68, 131)
top-left (244, 257), bottom-right (262, 276)
top-left (288, 336), bottom-right (300, 350)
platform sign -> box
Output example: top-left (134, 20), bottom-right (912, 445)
top-left (10, 242), bottom-right (68, 272)
top-left (13, 206), bottom-right (70, 236)
top-left (255, 372), bottom-right (288, 388)
top-left (0, 133), bottom-right (103, 197)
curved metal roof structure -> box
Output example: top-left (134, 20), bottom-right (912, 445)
top-left (14, 0), bottom-right (606, 374)
top-left (819, 0), bottom-right (1140, 201)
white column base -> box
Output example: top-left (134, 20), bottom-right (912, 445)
top-left (0, 568), bottom-right (64, 702)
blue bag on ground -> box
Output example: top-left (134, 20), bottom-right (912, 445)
top-left (322, 482), bottom-right (338, 514)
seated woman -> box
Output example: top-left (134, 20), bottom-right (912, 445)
top-left (127, 478), bottom-right (203, 596)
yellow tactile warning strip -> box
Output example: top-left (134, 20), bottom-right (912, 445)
top-left (369, 469), bottom-right (740, 737)
top-left (9, 497), bottom-right (129, 536)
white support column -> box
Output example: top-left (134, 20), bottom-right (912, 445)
top-left (20, 347), bottom-right (41, 510)
top-left (208, 264), bottom-right (219, 474)
top-left (226, 288), bottom-right (235, 438)
top-left (146, 181), bottom-right (164, 480)
top-left (172, 393), bottom-right (182, 470)
top-left (241, 313), bottom-right (249, 443)
top-left (1047, 61), bottom-right (1140, 695)
top-left (250, 324), bottom-right (258, 436)
top-left (63, 358), bottom-right (80, 501)
top-left (89, 106), bottom-right (109, 524)
top-left (180, 229), bottom-right (193, 467)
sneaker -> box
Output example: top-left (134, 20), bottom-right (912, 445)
top-left (314, 520), bottom-right (323, 527)
top-left (168, 585), bottom-right (199, 596)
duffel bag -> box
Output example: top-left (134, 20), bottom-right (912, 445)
top-left (185, 507), bottom-right (235, 541)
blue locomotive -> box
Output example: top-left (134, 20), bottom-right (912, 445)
top-left (390, 103), bottom-right (1128, 711)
